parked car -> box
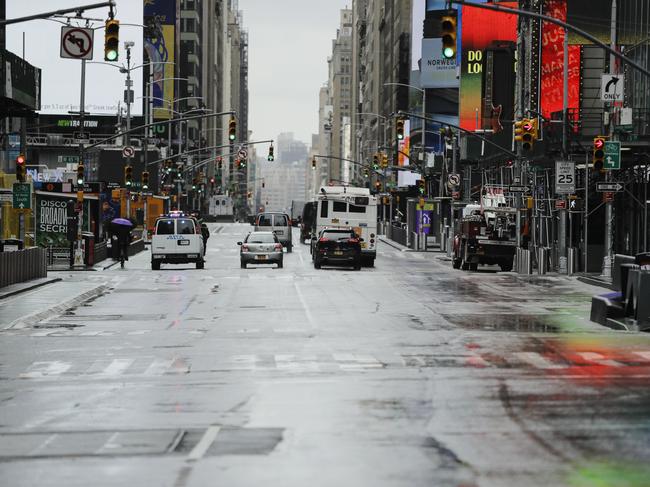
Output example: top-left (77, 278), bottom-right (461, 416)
top-left (254, 212), bottom-right (293, 252)
top-left (151, 213), bottom-right (204, 270)
top-left (239, 231), bottom-right (283, 269)
top-left (312, 228), bottom-right (362, 270)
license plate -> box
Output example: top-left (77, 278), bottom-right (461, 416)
top-left (256, 255), bottom-right (267, 260)
top-left (333, 251), bottom-right (343, 256)
top-left (361, 243), bottom-right (368, 249)
top-left (275, 230), bottom-right (284, 235)
top-left (178, 240), bottom-right (190, 246)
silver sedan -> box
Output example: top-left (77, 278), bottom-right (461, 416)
top-left (238, 231), bottom-right (284, 269)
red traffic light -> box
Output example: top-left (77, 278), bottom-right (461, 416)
top-left (522, 121), bottom-right (533, 131)
top-left (594, 138), bottom-right (605, 149)
top-left (16, 154), bottom-right (26, 165)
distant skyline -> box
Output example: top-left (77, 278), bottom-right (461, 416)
top-left (238, 1), bottom-right (351, 146)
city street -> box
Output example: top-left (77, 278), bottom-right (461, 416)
top-left (2, 224), bottom-right (650, 486)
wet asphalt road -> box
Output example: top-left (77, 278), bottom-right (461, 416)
top-left (2, 223), bottom-right (650, 487)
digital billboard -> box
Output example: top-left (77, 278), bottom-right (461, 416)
top-left (144, 0), bottom-right (177, 120)
top-left (459, 2), bottom-right (517, 131)
top-left (540, 0), bottom-right (581, 119)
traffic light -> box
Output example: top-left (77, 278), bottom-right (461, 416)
top-left (364, 168), bottom-right (369, 178)
top-left (311, 157), bottom-right (316, 170)
top-left (142, 171), bottom-right (149, 190)
top-left (373, 153), bottom-right (380, 170)
top-left (396, 118), bottom-right (405, 140)
top-left (514, 118), bottom-right (535, 151)
top-left (441, 11), bottom-right (457, 59)
top-left (192, 178), bottom-right (197, 190)
top-left (104, 19), bottom-right (120, 62)
top-left (381, 153), bottom-right (389, 169)
top-left (417, 179), bottom-right (425, 194)
top-left (15, 154), bottom-right (26, 182)
top-left (267, 144), bottom-right (275, 162)
top-left (228, 116), bottom-right (237, 141)
top-left (76, 164), bottom-right (85, 185)
top-left (374, 180), bottom-right (382, 192)
top-left (165, 160), bottom-right (173, 174)
top-left (593, 136), bottom-right (606, 171)
top-left (217, 157), bottom-right (223, 170)
top-left (124, 165), bottom-right (133, 186)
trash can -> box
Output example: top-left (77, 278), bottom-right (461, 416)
top-left (82, 232), bottom-right (95, 266)
top-left (0, 238), bottom-right (24, 252)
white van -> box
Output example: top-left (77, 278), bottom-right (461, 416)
top-left (151, 213), bottom-right (205, 270)
top-left (314, 186), bottom-right (378, 266)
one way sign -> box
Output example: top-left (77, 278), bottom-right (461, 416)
top-left (601, 74), bottom-right (624, 102)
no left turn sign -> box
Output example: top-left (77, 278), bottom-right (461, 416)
top-left (122, 146), bottom-right (135, 159)
top-left (60, 27), bottom-right (94, 60)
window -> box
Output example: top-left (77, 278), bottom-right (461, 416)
top-left (320, 201), bottom-right (329, 218)
top-left (177, 219), bottom-right (195, 234)
top-left (247, 233), bottom-right (277, 243)
top-left (333, 201), bottom-right (347, 212)
top-left (156, 219), bottom-right (175, 235)
top-left (349, 204), bottom-right (366, 213)
top-left (322, 230), bottom-right (353, 240)
top-left (274, 215), bottom-right (288, 226)
top-left (258, 214), bottom-right (273, 226)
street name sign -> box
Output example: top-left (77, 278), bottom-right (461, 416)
top-left (601, 74), bottom-right (624, 102)
top-left (604, 141), bottom-right (621, 170)
top-left (555, 161), bottom-right (575, 194)
top-left (60, 27), bottom-right (94, 60)
top-left (0, 189), bottom-right (12, 203)
top-left (12, 182), bottom-right (31, 209)
top-left (596, 182), bottom-right (624, 192)
top-left (508, 185), bottom-right (531, 193)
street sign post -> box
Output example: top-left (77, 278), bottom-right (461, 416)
top-left (604, 141), bottom-right (621, 170)
top-left (555, 161), bottom-right (575, 194)
top-left (60, 27), bottom-right (94, 60)
top-left (596, 182), bottom-right (624, 192)
top-left (601, 74), bottom-right (624, 102)
top-left (12, 183), bottom-right (31, 209)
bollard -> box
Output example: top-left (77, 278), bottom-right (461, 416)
top-left (537, 247), bottom-right (548, 275)
top-left (567, 247), bottom-right (579, 275)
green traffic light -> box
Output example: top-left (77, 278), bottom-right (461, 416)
top-left (106, 49), bottom-right (118, 61)
top-left (443, 47), bottom-right (455, 59)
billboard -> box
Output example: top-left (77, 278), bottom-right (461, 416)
top-left (459, 2), bottom-right (518, 131)
top-left (143, 0), bottom-right (177, 120)
top-left (35, 192), bottom-right (91, 248)
top-left (540, 0), bottom-right (581, 119)
top-left (398, 120), bottom-right (411, 167)
top-left (421, 38), bottom-right (458, 88)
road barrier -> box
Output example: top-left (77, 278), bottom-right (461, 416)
top-left (0, 247), bottom-right (47, 288)
top-left (537, 247), bottom-right (549, 275)
top-left (516, 248), bottom-right (532, 274)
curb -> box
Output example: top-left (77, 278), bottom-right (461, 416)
top-left (4, 284), bottom-right (111, 330)
top-left (378, 236), bottom-right (413, 252)
top-left (0, 277), bottom-right (63, 300)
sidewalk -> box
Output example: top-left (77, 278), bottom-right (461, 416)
top-left (0, 278), bottom-right (110, 330)
top-left (0, 277), bottom-right (62, 300)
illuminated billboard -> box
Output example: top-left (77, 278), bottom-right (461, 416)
top-left (144, 0), bottom-right (177, 120)
top-left (459, 2), bottom-right (517, 131)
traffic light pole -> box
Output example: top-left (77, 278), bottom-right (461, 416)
top-left (73, 57), bottom-right (88, 269)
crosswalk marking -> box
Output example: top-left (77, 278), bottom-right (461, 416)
top-left (275, 354), bottom-right (320, 371)
top-left (143, 359), bottom-right (174, 376)
top-left (633, 351), bottom-right (650, 361)
top-left (513, 352), bottom-right (567, 370)
top-left (98, 359), bottom-right (135, 376)
top-left (19, 361), bottom-right (71, 378)
top-left (576, 352), bottom-right (623, 367)
top-left (333, 353), bottom-right (383, 369)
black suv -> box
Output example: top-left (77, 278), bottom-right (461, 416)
top-left (313, 228), bottom-right (362, 270)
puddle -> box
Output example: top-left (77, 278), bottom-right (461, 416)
top-left (442, 314), bottom-right (561, 333)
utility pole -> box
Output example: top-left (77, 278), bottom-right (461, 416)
top-left (124, 42), bottom-right (134, 220)
top-left (73, 55), bottom-right (87, 268)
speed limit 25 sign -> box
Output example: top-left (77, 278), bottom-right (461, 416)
top-left (555, 161), bottom-right (575, 194)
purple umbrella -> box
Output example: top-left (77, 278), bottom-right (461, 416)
top-left (111, 218), bottom-right (133, 227)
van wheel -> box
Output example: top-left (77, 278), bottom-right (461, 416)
top-left (277, 260), bottom-right (283, 269)
top-left (152, 261), bottom-right (161, 270)
top-left (314, 260), bottom-right (321, 269)
top-left (196, 260), bottom-right (204, 270)
top-left (241, 261), bottom-right (247, 269)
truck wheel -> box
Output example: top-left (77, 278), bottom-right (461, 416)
top-left (500, 262), bottom-right (513, 272)
top-left (469, 263), bottom-right (478, 272)
top-left (461, 259), bottom-right (470, 271)
top-left (152, 261), bottom-right (161, 270)
top-left (196, 260), bottom-right (205, 270)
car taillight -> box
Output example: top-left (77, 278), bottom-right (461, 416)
top-left (348, 238), bottom-right (359, 244)
top-left (319, 238), bottom-right (329, 243)
top-left (242, 245), bottom-right (249, 252)
top-left (274, 243), bottom-right (282, 251)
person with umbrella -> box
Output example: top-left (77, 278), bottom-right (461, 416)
top-left (111, 218), bottom-right (133, 268)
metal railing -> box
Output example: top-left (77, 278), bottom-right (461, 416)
top-left (0, 247), bottom-right (47, 288)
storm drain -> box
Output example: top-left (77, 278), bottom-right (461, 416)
top-left (0, 427), bottom-right (284, 460)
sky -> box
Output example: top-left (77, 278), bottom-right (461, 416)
top-left (238, 0), bottom-right (351, 145)
top-left (6, 1), bottom-right (351, 145)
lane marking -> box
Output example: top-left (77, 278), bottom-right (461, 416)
top-left (187, 425), bottom-right (220, 461)
top-left (513, 352), bottom-right (567, 370)
top-left (294, 281), bottom-right (315, 328)
top-left (633, 351), bottom-right (650, 361)
top-left (20, 361), bottom-right (72, 378)
top-left (576, 351), bottom-right (623, 367)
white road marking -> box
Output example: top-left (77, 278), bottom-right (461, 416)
top-left (275, 354), bottom-right (320, 371)
top-left (20, 361), bottom-right (72, 378)
top-left (633, 351), bottom-right (650, 361)
top-left (144, 359), bottom-right (174, 376)
top-left (187, 425), bottom-right (221, 461)
top-left (99, 359), bottom-right (135, 376)
top-left (294, 281), bottom-right (315, 328)
top-left (333, 353), bottom-right (383, 369)
top-left (513, 352), bottom-right (567, 370)
top-left (576, 351), bottom-right (623, 367)
top-left (230, 355), bottom-right (257, 370)
top-left (127, 330), bottom-right (152, 335)
top-left (29, 433), bottom-right (58, 456)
